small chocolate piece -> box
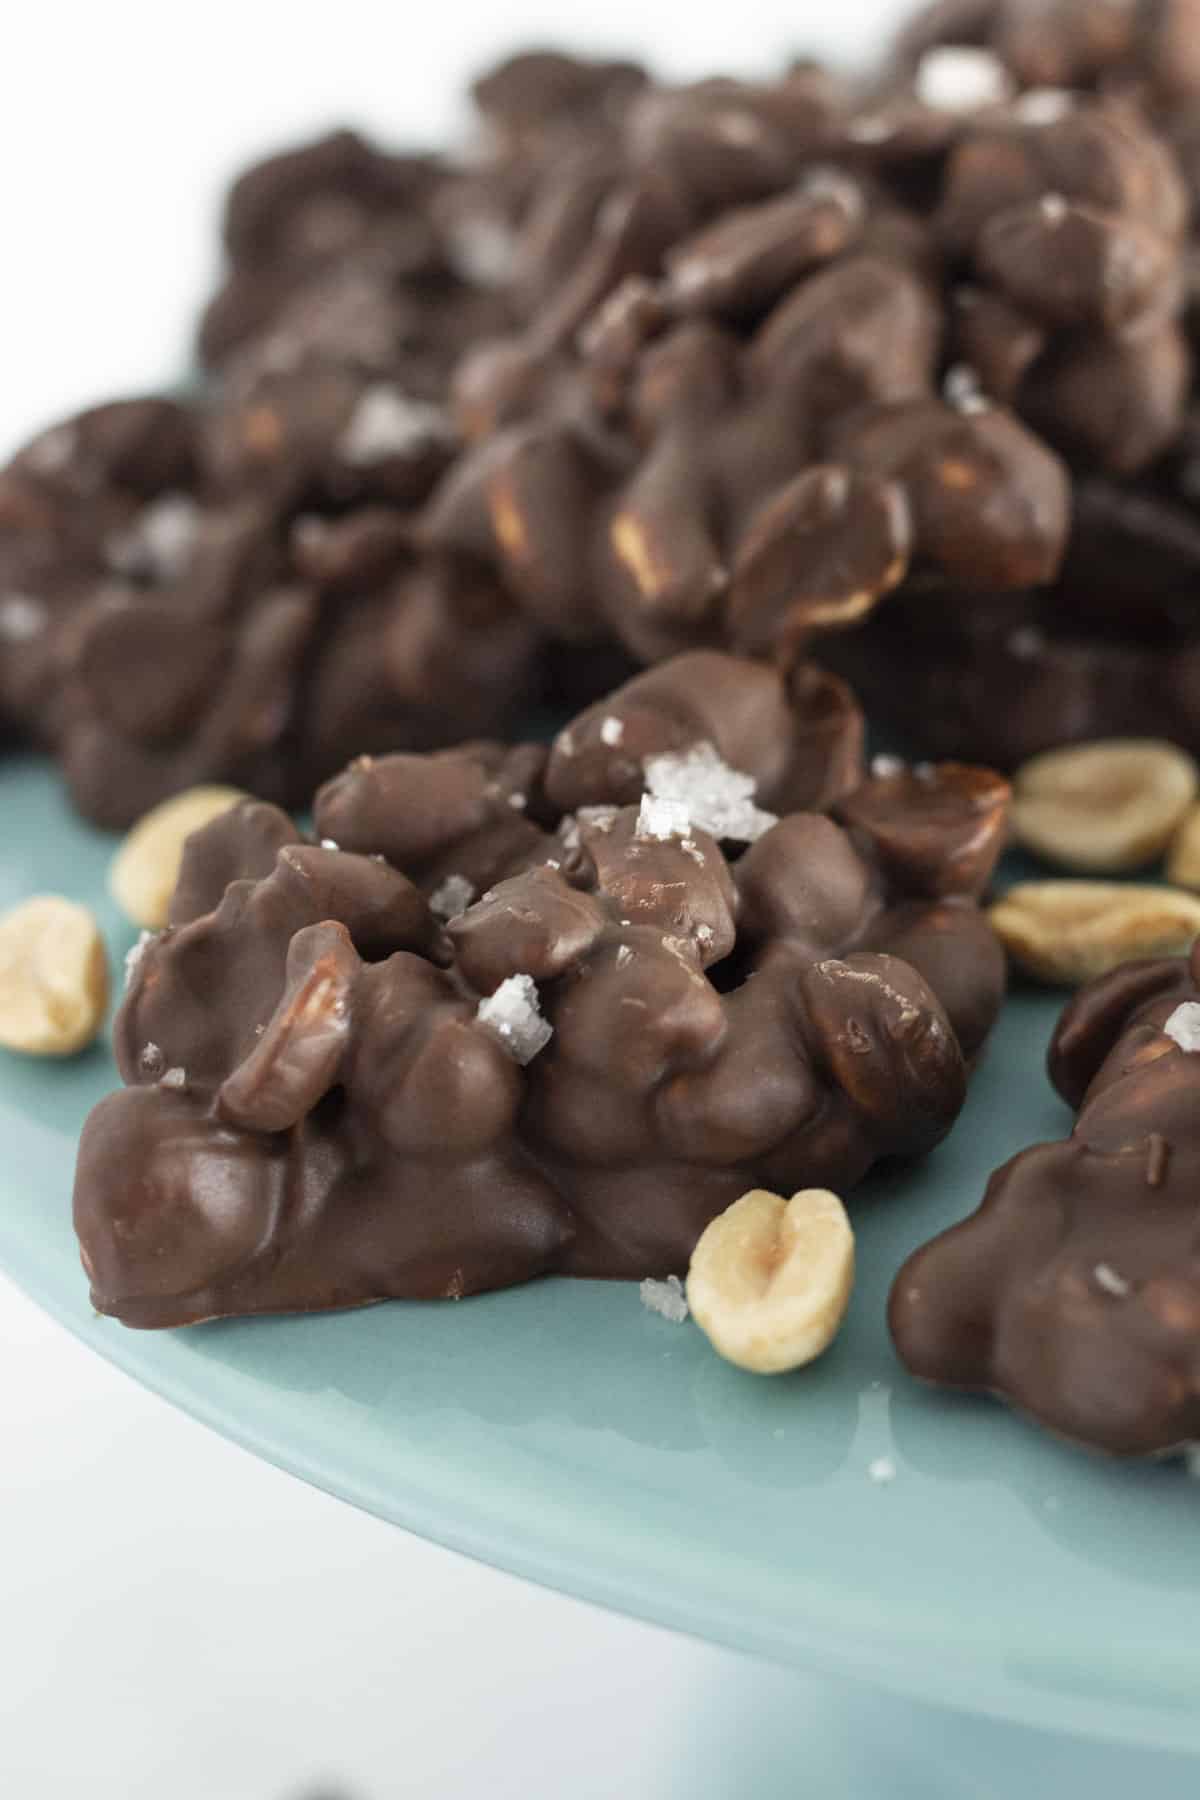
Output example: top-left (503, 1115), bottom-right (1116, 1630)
top-left (73, 656), bottom-right (1009, 1327)
top-left (890, 939), bottom-right (1200, 1455)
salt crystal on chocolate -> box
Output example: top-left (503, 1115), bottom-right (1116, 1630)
top-left (915, 46), bottom-right (1013, 113)
top-left (643, 741), bottom-right (776, 842)
top-left (600, 716), bottom-right (625, 746)
top-left (0, 592), bottom-right (48, 643)
top-left (106, 493), bottom-right (199, 583)
top-left (943, 364), bottom-right (989, 415)
top-left (1164, 1003), bottom-right (1200, 1052)
top-left (636, 793), bottom-right (692, 841)
top-left (124, 930), bottom-right (156, 990)
top-left (1015, 88), bottom-right (1075, 126)
top-left (429, 873), bottom-right (475, 921)
top-left (338, 385), bottom-right (450, 466)
top-left (475, 973), bottom-right (553, 1064)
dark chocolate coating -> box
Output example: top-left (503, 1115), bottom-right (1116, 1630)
top-left (74, 653), bottom-right (1009, 1327)
top-left (890, 939), bottom-right (1200, 1456)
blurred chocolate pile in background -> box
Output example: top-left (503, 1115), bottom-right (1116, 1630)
top-left (5, 5), bottom-right (1200, 826)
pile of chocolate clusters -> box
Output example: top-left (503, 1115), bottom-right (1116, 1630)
top-left (20, 0), bottom-right (1200, 1457)
top-left (12, 4), bottom-right (1200, 825)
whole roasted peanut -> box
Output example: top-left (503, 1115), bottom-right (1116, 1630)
top-left (110, 786), bottom-right (247, 929)
top-left (0, 896), bottom-right (109, 1056)
top-left (1010, 740), bottom-right (1199, 873)
top-left (988, 881), bottom-right (1200, 985)
top-left (686, 1187), bottom-right (855, 1374)
top-left (1166, 804), bottom-right (1200, 889)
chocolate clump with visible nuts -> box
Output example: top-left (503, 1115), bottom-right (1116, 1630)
top-left (9, 28), bottom-right (1164, 823)
top-left (890, 943), bottom-right (1200, 1455)
top-left (73, 652), bottom-right (1010, 1326)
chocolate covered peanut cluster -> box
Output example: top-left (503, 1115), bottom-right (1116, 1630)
top-left (74, 652), bottom-right (1009, 1326)
top-left (891, 944), bottom-right (1200, 1455)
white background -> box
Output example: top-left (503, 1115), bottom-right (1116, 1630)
top-left (5, 4), bottom-right (1200, 1795)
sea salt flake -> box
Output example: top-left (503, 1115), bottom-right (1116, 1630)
top-left (644, 740), bottom-right (777, 842)
top-left (140, 1042), bottom-right (164, 1076)
top-left (871, 752), bottom-right (904, 778)
top-left (1094, 1262), bottom-right (1131, 1298)
top-left (640, 1274), bottom-right (689, 1324)
top-left (338, 386), bottom-right (450, 466)
top-left (429, 874), bottom-right (475, 921)
top-left (943, 362), bottom-right (990, 415)
top-left (161, 1067), bottom-right (188, 1091)
top-left (1165, 1002), bottom-right (1200, 1052)
top-left (615, 944), bottom-right (635, 968)
top-left (696, 923), bottom-right (714, 947)
top-left (320, 837), bottom-right (340, 851)
top-left (1040, 192), bottom-right (1069, 225)
top-left (124, 930), bottom-right (157, 990)
top-left (507, 791), bottom-right (527, 811)
top-left (475, 973), bottom-right (553, 1065)
top-left (637, 793), bottom-right (692, 841)
top-left (0, 592), bottom-right (48, 643)
top-left (868, 1456), bottom-right (897, 1485)
top-left (600, 716), bottom-right (625, 747)
top-left (577, 804), bottom-right (619, 833)
top-left (915, 46), bottom-right (1013, 113)
top-left (1015, 88), bottom-right (1074, 126)
top-left (106, 493), bottom-right (200, 583)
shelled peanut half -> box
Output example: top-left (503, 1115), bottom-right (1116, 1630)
top-left (994, 738), bottom-right (1200, 983)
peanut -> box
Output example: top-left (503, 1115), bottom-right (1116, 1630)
top-left (686, 1188), bottom-right (855, 1374)
top-left (0, 896), bottom-right (109, 1056)
top-left (989, 881), bottom-right (1200, 985)
top-left (1010, 739), bottom-right (1198, 873)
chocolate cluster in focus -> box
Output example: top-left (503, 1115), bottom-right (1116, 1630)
top-left (890, 944), bottom-right (1200, 1455)
top-left (74, 651), bottom-right (1010, 1326)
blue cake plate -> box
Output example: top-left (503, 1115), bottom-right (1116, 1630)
top-left (3, 753), bottom-right (1198, 1754)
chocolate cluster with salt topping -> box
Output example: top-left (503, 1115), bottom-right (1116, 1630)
top-left (74, 652), bottom-right (1009, 1327)
top-left (10, 15), bottom-right (1200, 822)
top-left (891, 946), bottom-right (1200, 1456)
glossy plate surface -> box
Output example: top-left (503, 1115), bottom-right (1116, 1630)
top-left (2, 754), bottom-right (1197, 1751)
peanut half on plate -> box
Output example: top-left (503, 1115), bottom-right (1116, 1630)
top-left (1010, 739), bottom-right (1199, 873)
top-left (0, 895), bottom-right (109, 1056)
top-left (988, 881), bottom-right (1200, 985)
top-left (687, 1188), bottom-right (855, 1374)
